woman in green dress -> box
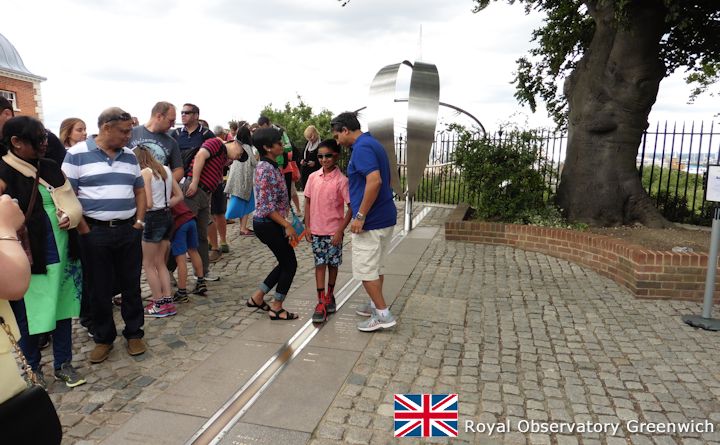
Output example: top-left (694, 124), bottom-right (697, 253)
top-left (0, 116), bottom-right (85, 387)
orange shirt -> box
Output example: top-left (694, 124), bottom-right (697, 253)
top-left (304, 167), bottom-right (350, 236)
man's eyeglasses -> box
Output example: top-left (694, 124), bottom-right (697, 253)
top-left (104, 112), bottom-right (132, 124)
top-left (181, 111), bottom-right (196, 116)
top-left (317, 153), bottom-right (335, 159)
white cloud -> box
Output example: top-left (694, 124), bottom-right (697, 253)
top-left (2, 0), bottom-right (714, 137)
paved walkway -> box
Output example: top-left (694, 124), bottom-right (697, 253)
top-left (44, 204), bottom-right (720, 444)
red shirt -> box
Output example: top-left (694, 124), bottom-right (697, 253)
top-left (187, 138), bottom-right (226, 192)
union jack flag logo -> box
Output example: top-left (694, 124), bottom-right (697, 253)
top-left (394, 393), bottom-right (458, 437)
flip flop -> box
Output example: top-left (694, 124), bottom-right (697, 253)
top-left (246, 298), bottom-right (270, 311)
top-left (269, 308), bottom-right (298, 321)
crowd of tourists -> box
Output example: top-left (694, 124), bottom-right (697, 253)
top-left (0, 99), bottom-right (398, 399)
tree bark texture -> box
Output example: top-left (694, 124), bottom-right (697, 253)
top-left (557, 0), bottom-right (671, 227)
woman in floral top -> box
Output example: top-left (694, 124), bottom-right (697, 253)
top-left (246, 127), bottom-right (299, 320)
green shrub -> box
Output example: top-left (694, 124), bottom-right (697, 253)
top-left (453, 125), bottom-right (554, 222)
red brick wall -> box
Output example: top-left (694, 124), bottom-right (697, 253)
top-left (0, 76), bottom-right (38, 118)
top-left (445, 204), bottom-right (717, 302)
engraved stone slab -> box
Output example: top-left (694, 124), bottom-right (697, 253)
top-left (219, 422), bottom-right (310, 445)
top-left (100, 409), bottom-right (205, 445)
top-left (401, 294), bottom-right (467, 326)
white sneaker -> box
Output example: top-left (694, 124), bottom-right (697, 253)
top-left (355, 302), bottom-right (374, 317)
top-left (204, 273), bottom-right (220, 282)
top-left (357, 312), bottom-right (396, 332)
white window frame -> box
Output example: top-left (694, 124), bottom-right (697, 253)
top-left (0, 90), bottom-right (18, 111)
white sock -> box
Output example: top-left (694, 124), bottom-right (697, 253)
top-left (377, 308), bottom-right (390, 318)
top-left (369, 300), bottom-right (376, 309)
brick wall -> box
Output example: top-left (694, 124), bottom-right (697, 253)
top-left (445, 204), bottom-right (718, 302)
top-left (0, 76), bottom-right (39, 118)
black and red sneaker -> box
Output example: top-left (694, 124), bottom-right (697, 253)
top-left (326, 296), bottom-right (337, 314)
top-left (312, 302), bottom-right (327, 323)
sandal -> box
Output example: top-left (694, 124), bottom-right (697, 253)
top-left (268, 308), bottom-right (298, 321)
top-left (246, 297), bottom-right (270, 311)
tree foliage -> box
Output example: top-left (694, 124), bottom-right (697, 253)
top-left (258, 96), bottom-right (334, 147)
top-left (473, 0), bottom-right (720, 127)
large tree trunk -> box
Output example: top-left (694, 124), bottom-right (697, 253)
top-left (557, 0), bottom-right (671, 228)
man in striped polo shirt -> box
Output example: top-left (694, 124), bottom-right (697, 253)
top-left (62, 107), bottom-right (148, 364)
top-left (184, 137), bottom-right (247, 281)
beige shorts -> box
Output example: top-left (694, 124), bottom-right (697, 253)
top-left (351, 226), bottom-right (393, 281)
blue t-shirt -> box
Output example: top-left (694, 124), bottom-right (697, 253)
top-left (347, 132), bottom-right (397, 230)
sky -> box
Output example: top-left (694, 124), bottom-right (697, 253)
top-left (3, 0), bottom-right (718, 136)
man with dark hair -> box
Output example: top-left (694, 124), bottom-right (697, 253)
top-left (128, 101), bottom-right (183, 181)
top-left (171, 103), bottom-right (215, 176)
top-left (331, 111), bottom-right (397, 332)
top-left (0, 97), bottom-right (13, 138)
top-left (62, 107), bottom-right (148, 363)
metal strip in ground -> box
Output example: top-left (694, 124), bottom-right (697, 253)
top-left (186, 206), bottom-right (432, 445)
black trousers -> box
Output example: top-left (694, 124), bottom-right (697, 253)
top-left (79, 224), bottom-right (144, 344)
top-left (254, 220), bottom-right (297, 297)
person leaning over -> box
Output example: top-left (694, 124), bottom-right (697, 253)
top-left (246, 127), bottom-right (299, 321)
top-left (1, 116), bottom-right (86, 387)
top-left (62, 107), bottom-right (147, 364)
top-left (331, 111), bottom-right (398, 332)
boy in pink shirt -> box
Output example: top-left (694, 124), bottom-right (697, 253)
top-left (304, 139), bottom-right (352, 323)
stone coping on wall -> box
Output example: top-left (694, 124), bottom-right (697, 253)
top-left (445, 204), bottom-right (718, 302)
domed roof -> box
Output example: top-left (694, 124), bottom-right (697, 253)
top-left (0, 33), bottom-right (44, 80)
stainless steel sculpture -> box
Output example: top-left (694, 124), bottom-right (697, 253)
top-left (367, 60), bottom-right (440, 230)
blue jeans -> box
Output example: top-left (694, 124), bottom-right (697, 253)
top-left (10, 299), bottom-right (72, 371)
top-left (79, 223), bottom-right (144, 344)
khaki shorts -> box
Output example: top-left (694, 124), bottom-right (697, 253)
top-left (351, 227), bottom-right (393, 281)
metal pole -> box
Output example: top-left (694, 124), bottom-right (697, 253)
top-left (702, 207), bottom-right (720, 317)
top-left (404, 191), bottom-right (412, 232)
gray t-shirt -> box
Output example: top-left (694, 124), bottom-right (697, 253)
top-left (128, 126), bottom-right (182, 171)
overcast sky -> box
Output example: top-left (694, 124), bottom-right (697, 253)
top-left (3, 0), bottom-right (717, 136)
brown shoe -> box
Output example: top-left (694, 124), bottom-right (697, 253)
top-left (126, 338), bottom-right (146, 356)
top-left (89, 343), bottom-right (113, 364)
top-left (209, 249), bottom-right (222, 263)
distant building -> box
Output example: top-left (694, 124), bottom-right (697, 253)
top-left (0, 33), bottom-right (45, 120)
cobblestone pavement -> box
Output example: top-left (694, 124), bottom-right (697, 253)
top-left (308, 219), bottom-right (720, 445)
top-left (45, 203), bottom-right (720, 444)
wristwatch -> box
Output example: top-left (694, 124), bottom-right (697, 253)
top-left (355, 212), bottom-right (365, 221)
top-left (136, 219), bottom-right (146, 228)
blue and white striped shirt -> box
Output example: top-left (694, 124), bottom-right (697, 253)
top-left (62, 136), bottom-right (144, 221)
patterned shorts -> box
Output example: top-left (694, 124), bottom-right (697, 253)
top-left (312, 235), bottom-right (343, 267)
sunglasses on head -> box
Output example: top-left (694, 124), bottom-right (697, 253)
top-left (105, 112), bottom-right (132, 124)
top-left (317, 153), bottom-right (335, 159)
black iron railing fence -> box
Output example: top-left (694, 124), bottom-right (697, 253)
top-left (337, 123), bottom-right (719, 224)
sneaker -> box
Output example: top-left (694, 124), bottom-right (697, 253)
top-left (28, 368), bottom-right (47, 388)
top-left (38, 333), bottom-right (51, 350)
top-left (312, 302), bottom-right (327, 323)
top-left (54, 362), bottom-right (86, 388)
top-left (209, 249), bottom-right (222, 263)
top-left (357, 312), bottom-right (396, 332)
top-left (144, 302), bottom-right (177, 318)
top-left (326, 296), bottom-right (337, 314)
top-left (355, 302), bottom-right (374, 317)
top-left (220, 243), bottom-right (230, 253)
top-left (191, 281), bottom-right (207, 295)
top-left (204, 273), bottom-right (220, 282)
top-left (112, 295), bottom-right (122, 306)
top-left (173, 290), bottom-right (190, 303)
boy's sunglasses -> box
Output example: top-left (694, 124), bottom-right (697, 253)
top-left (317, 153), bottom-right (336, 159)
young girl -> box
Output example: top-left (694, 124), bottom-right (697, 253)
top-left (170, 200), bottom-right (206, 303)
top-left (303, 139), bottom-right (351, 323)
top-left (134, 146), bottom-right (183, 318)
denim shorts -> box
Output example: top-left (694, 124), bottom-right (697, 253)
top-left (171, 219), bottom-right (199, 257)
top-left (143, 209), bottom-right (172, 243)
top-left (312, 235), bottom-right (343, 267)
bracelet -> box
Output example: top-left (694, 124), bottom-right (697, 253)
top-left (0, 235), bottom-right (20, 242)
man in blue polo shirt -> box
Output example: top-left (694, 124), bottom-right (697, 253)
top-left (331, 111), bottom-right (398, 332)
top-left (62, 107), bottom-right (147, 364)
top-left (171, 103), bottom-right (215, 176)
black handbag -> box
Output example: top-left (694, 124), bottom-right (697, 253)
top-left (0, 316), bottom-right (62, 445)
